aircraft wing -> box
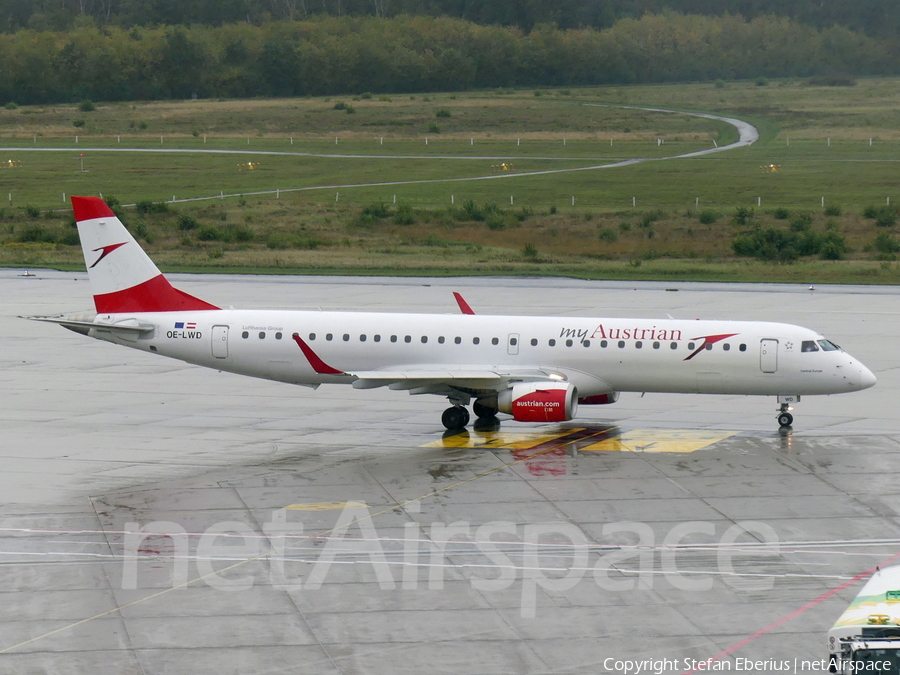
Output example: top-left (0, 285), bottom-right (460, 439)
top-left (349, 367), bottom-right (559, 391)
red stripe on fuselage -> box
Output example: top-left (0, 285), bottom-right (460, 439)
top-left (93, 274), bottom-right (220, 313)
top-left (292, 333), bottom-right (345, 375)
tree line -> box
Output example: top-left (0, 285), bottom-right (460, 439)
top-left (0, 13), bottom-right (895, 105)
top-left (2, 0), bottom-right (899, 38)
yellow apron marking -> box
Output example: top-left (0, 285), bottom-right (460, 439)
top-left (285, 501), bottom-right (369, 511)
top-left (581, 429), bottom-right (737, 453)
top-left (424, 428), bottom-right (585, 451)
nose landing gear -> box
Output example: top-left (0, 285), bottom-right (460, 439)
top-left (776, 394), bottom-right (799, 428)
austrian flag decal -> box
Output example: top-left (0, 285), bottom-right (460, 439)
top-left (174, 322), bottom-right (196, 330)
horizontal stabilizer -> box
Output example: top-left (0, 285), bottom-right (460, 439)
top-left (28, 315), bottom-right (155, 337)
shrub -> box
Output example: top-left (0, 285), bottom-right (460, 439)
top-left (755, 77), bottom-right (769, 86)
top-left (772, 207), bottom-right (791, 220)
top-left (197, 225), bottom-right (223, 241)
top-left (393, 203), bottom-right (416, 226)
top-left (344, 104), bottom-right (355, 114)
top-left (818, 230), bottom-right (847, 260)
top-left (875, 207), bottom-right (898, 228)
top-left (714, 80), bottom-right (725, 89)
top-left (135, 200), bottom-right (169, 215)
top-left (360, 92), bottom-right (372, 99)
top-left (733, 206), bottom-right (754, 225)
top-left (698, 210), bottom-right (719, 224)
top-left (59, 230), bottom-right (80, 246)
top-left (177, 214), bottom-right (198, 230)
top-left (78, 100), bottom-right (95, 112)
top-left (333, 101), bottom-right (347, 110)
top-left (18, 225), bottom-right (55, 243)
top-left (226, 224), bottom-right (254, 243)
top-left (266, 233), bottom-right (292, 249)
top-left (523, 243), bottom-right (539, 260)
top-left (732, 226), bottom-right (801, 263)
top-left (789, 213), bottom-right (812, 232)
top-left (72, 118), bottom-right (85, 128)
top-left (24, 204), bottom-right (40, 218)
top-left (486, 215), bottom-right (506, 231)
top-left (598, 228), bottom-right (618, 243)
top-left (4, 101), bottom-right (17, 109)
top-left (435, 108), bottom-right (451, 118)
top-left (874, 232), bottom-right (900, 254)
top-left (824, 204), bottom-right (842, 216)
top-left (427, 121), bottom-right (440, 133)
top-left (639, 210), bottom-right (665, 228)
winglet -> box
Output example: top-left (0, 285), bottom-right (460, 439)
top-left (292, 333), bottom-right (346, 375)
top-left (453, 292), bottom-right (475, 315)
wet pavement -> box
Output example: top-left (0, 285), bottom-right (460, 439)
top-left (1, 271), bottom-right (898, 674)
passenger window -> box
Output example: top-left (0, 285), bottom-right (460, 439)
top-left (583, 340), bottom-right (590, 347)
top-left (492, 337), bottom-right (499, 345)
top-left (510, 337), bottom-right (517, 346)
top-left (818, 339), bottom-right (840, 351)
top-left (390, 335), bottom-right (397, 343)
top-left (801, 340), bottom-right (819, 352)
top-left (739, 344), bottom-right (746, 352)
top-left (309, 333), bottom-right (315, 341)
top-left (723, 343), bottom-right (730, 351)
top-left (618, 341), bottom-right (625, 348)
top-left (705, 343), bottom-right (712, 350)
top-left (275, 332), bottom-right (282, 340)
top-left (454, 337), bottom-right (461, 344)
top-left (360, 334), bottom-right (366, 342)
top-left (601, 340), bottom-right (608, 348)
top-left (421, 336), bottom-right (428, 344)
top-left (259, 332), bottom-right (266, 339)
top-left (653, 342), bottom-right (660, 349)
top-left (670, 342), bottom-right (677, 350)
top-left (404, 335), bottom-right (411, 343)
top-left (326, 333), bottom-right (333, 341)
top-left (531, 338), bottom-right (538, 346)
top-left (635, 341), bottom-right (642, 349)
top-left (473, 337), bottom-right (480, 345)
top-left (242, 331), bottom-right (249, 339)
top-left (438, 336), bottom-right (445, 344)
top-left (688, 342), bottom-right (695, 350)
top-left (566, 339), bottom-right (573, 347)
top-left (549, 339), bottom-right (556, 347)
top-left (374, 335), bottom-right (381, 342)
top-left (343, 334), bottom-right (350, 342)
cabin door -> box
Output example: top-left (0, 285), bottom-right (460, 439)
top-left (759, 339), bottom-right (778, 373)
top-left (212, 325), bottom-right (229, 359)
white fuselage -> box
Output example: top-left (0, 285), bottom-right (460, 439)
top-left (88, 309), bottom-right (875, 398)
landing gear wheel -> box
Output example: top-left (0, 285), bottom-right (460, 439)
top-left (442, 406), bottom-right (470, 430)
top-left (473, 401), bottom-right (498, 419)
top-left (777, 412), bottom-right (793, 428)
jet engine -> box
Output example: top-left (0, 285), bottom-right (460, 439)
top-left (578, 392), bottom-right (619, 405)
top-left (497, 382), bottom-right (578, 423)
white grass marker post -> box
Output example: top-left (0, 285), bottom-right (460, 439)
top-left (220, 191), bottom-right (224, 199)
top-left (335, 137), bottom-right (338, 145)
top-left (172, 195), bottom-right (175, 202)
top-left (786, 137), bottom-right (789, 147)
top-left (695, 197), bottom-right (699, 209)
top-left (888, 197), bottom-right (892, 206)
top-left (657, 138), bottom-right (661, 146)
top-left (393, 195), bottom-right (396, 204)
top-left (62, 193), bottom-right (65, 202)
top-left (510, 195), bottom-right (514, 206)
top-left (517, 138), bottom-right (520, 146)
top-left (571, 196), bottom-right (575, 207)
top-left (451, 195), bottom-right (454, 205)
top-left (204, 136), bottom-right (207, 144)
top-left (870, 138), bottom-right (873, 146)
top-left (99, 192), bottom-right (103, 200)
top-left (821, 197), bottom-right (825, 208)
top-left (632, 197), bottom-right (636, 207)
top-left (276, 189), bottom-right (280, 199)
top-left (470, 138), bottom-right (473, 146)
top-left (247, 137), bottom-right (250, 145)
top-left (828, 138), bottom-right (831, 147)
top-left (380, 137), bottom-right (383, 145)
top-left (160, 136), bottom-right (163, 144)
top-left (425, 137), bottom-right (428, 145)
top-left (290, 136), bottom-right (293, 145)
top-left (335, 192), bottom-right (339, 203)
top-left (563, 138), bottom-right (566, 146)
top-left (33, 135), bottom-right (36, 144)
top-left (117, 135), bottom-right (120, 143)
top-left (757, 197), bottom-right (762, 207)
top-left (75, 135), bottom-right (78, 144)
top-left (610, 138), bottom-right (613, 146)
top-left (712, 140), bottom-right (718, 148)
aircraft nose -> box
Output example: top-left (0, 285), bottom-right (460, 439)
top-left (858, 364), bottom-right (877, 390)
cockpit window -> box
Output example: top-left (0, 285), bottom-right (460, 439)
top-left (801, 340), bottom-right (819, 352)
top-left (818, 339), bottom-right (840, 351)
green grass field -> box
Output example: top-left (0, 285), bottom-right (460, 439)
top-left (2, 79), bottom-right (900, 282)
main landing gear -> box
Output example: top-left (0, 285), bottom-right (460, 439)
top-left (441, 406), bottom-right (470, 430)
top-left (442, 398), bottom-right (499, 430)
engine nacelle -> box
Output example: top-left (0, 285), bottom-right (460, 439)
top-left (578, 392), bottom-right (619, 405)
top-left (498, 382), bottom-right (578, 423)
